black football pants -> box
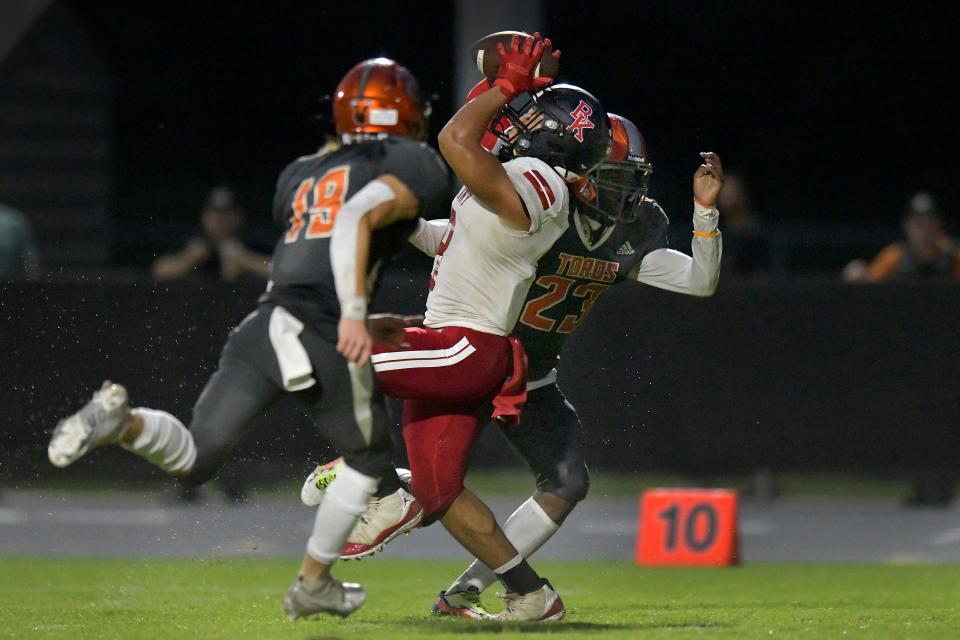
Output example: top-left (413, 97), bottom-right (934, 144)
top-left (180, 303), bottom-right (396, 487)
top-left (496, 382), bottom-right (591, 506)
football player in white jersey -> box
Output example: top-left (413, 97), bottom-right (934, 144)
top-left (303, 105), bottom-right (723, 618)
top-left (430, 114), bottom-right (724, 617)
top-left (333, 33), bottom-right (611, 621)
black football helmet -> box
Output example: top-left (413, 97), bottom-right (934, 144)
top-left (577, 113), bottom-right (654, 223)
top-left (490, 83), bottom-right (611, 182)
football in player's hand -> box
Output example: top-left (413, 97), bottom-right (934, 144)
top-left (469, 30), bottom-right (560, 81)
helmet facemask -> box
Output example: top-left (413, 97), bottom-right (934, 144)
top-left (576, 159), bottom-right (653, 224)
top-left (488, 96), bottom-right (549, 156)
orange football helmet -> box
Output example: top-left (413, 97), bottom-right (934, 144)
top-left (333, 58), bottom-right (430, 142)
top-left (608, 113), bottom-right (649, 164)
top-left (577, 113), bottom-right (654, 222)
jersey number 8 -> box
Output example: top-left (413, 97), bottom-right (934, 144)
top-left (285, 166), bottom-right (350, 243)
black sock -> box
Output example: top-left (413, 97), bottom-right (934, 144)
top-left (373, 468), bottom-right (403, 498)
top-left (495, 556), bottom-right (546, 595)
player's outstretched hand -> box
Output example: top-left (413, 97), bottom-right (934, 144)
top-left (693, 152), bottom-right (724, 208)
top-left (534, 34), bottom-right (561, 91)
top-left (367, 314), bottom-right (421, 349)
top-left (494, 33), bottom-right (546, 100)
top-left (337, 317), bottom-right (373, 366)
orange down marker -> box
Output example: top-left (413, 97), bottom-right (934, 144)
top-left (635, 488), bottom-right (740, 566)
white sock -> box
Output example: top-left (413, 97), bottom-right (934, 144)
top-left (306, 464), bottom-right (378, 564)
top-left (121, 408), bottom-right (197, 474)
top-left (447, 497), bottom-right (560, 593)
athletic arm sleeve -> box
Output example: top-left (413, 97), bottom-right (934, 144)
top-left (503, 157), bottom-right (569, 234)
top-left (380, 139), bottom-right (452, 219)
top-left (329, 180), bottom-right (398, 319)
top-left (629, 201), bottom-right (722, 297)
top-left (408, 218), bottom-right (449, 257)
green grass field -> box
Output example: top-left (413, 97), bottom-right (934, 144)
top-left (1, 558), bottom-right (958, 639)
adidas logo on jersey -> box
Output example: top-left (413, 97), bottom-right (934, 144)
top-left (616, 241), bottom-right (635, 255)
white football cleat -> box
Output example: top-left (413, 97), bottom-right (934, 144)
top-left (491, 581), bottom-right (565, 622)
top-left (340, 487), bottom-right (422, 560)
top-left (282, 576), bottom-right (366, 620)
top-left (300, 457), bottom-right (345, 507)
top-left (301, 459), bottom-right (411, 507)
top-left (48, 381), bottom-right (130, 468)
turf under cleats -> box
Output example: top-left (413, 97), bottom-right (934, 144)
top-left (492, 581), bottom-right (565, 622)
top-left (300, 457), bottom-right (346, 507)
top-left (48, 381), bottom-right (130, 468)
top-left (340, 487), bottom-right (423, 560)
top-left (282, 576), bottom-right (366, 620)
top-left (431, 587), bottom-right (493, 619)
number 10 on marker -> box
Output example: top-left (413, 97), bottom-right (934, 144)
top-left (635, 489), bottom-right (739, 566)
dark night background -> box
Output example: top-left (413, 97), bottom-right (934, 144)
top-left (2, 1), bottom-right (959, 496)
top-left (64, 0), bottom-right (956, 265)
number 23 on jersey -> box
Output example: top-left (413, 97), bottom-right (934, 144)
top-left (520, 275), bottom-right (610, 334)
top-left (285, 166), bottom-right (350, 243)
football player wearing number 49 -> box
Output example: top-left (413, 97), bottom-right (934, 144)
top-left (46, 58), bottom-right (451, 621)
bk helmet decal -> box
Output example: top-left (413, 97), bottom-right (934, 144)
top-left (567, 100), bottom-right (595, 143)
top-left (488, 83), bottom-right (611, 181)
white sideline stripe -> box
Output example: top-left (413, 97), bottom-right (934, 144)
top-left (0, 508), bottom-right (172, 526)
top-left (49, 509), bottom-right (171, 526)
top-left (739, 519), bottom-right (775, 536)
top-left (373, 345), bottom-right (476, 372)
top-left (0, 508), bottom-right (26, 525)
top-left (371, 337), bottom-right (472, 364)
top-left (576, 519), bottom-right (635, 536)
top-left (933, 527), bottom-right (960, 546)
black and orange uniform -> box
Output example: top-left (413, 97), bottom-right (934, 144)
top-left (184, 138), bottom-right (448, 484)
top-left (266, 138), bottom-right (449, 340)
top-left (515, 200), bottom-right (668, 379)
top-left (497, 199), bottom-right (668, 503)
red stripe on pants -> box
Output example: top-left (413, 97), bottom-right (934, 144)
top-left (371, 325), bottom-right (511, 518)
top-left (372, 326), bottom-right (510, 402)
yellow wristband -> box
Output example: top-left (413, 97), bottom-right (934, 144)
top-left (693, 230), bottom-right (719, 238)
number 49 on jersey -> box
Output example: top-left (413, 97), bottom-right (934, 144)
top-left (285, 166), bottom-right (350, 243)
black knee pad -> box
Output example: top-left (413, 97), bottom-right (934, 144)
top-left (538, 461), bottom-right (590, 505)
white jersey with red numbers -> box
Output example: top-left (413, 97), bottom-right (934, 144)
top-left (423, 156), bottom-right (570, 336)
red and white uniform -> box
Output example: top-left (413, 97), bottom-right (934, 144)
top-left (423, 157), bottom-right (570, 335)
top-left (371, 156), bottom-right (570, 519)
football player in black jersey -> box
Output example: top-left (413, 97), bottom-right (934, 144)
top-left (47, 58), bottom-right (450, 620)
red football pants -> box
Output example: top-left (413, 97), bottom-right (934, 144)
top-left (372, 326), bottom-right (510, 519)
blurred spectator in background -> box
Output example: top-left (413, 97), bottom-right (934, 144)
top-left (717, 172), bottom-right (771, 277)
top-left (844, 192), bottom-right (959, 283)
top-left (152, 187), bottom-right (270, 282)
top-left (0, 201), bottom-right (41, 282)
